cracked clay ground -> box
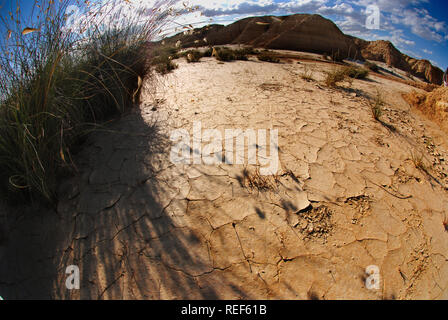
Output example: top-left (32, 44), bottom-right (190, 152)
top-left (1, 55), bottom-right (448, 299)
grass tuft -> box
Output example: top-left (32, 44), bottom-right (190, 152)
top-left (0, 0), bottom-right (178, 203)
top-left (212, 47), bottom-right (251, 62)
top-left (369, 90), bottom-right (385, 121)
top-left (344, 66), bottom-right (369, 79)
top-left (185, 50), bottom-right (202, 63)
top-left (411, 151), bottom-right (428, 173)
top-left (324, 68), bottom-right (347, 87)
top-left (257, 50), bottom-right (280, 63)
top-left (300, 65), bottom-right (315, 82)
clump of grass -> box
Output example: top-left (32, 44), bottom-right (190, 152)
top-left (324, 68), bottom-right (347, 87)
top-left (202, 47), bottom-right (214, 57)
top-left (300, 65), bottom-right (315, 82)
top-left (411, 151), bottom-right (428, 172)
top-left (257, 50), bottom-right (280, 63)
top-left (344, 66), bottom-right (369, 79)
top-left (364, 61), bottom-right (379, 72)
top-left (213, 47), bottom-right (234, 61)
top-left (212, 47), bottom-right (250, 62)
top-left (237, 46), bottom-right (257, 55)
top-left (232, 48), bottom-right (250, 61)
top-left (150, 45), bottom-right (179, 74)
top-left (369, 90), bottom-right (385, 121)
top-left (0, 0), bottom-right (178, 203)
top-left (242, 168), bottom-right (278, 192)
top-left (185, 50), bottom-right (202, 63)
top-left (153, 56), bottom-right (178, 74)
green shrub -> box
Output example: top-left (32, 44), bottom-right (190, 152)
top-left (214, 47), bottom-right (235, 61)
top-left (185, 50), bottom-right (202, 63)
top-left (212, 47), bottom-right (250, 62)
top-left (154, 57), bottom-right (178, 74)
top-left (237, 47), bottom-right (257, 55)
top-left (202, 47), bottom-right (214, 57)
top-left (151, 44), bottom-right (180, 74)
top-left (344, 66), bottom-right (369, 79)
top-left (257, 51), bottom-right (280, 63)
top-left (364, 61), bottom-right (379, 72)
top-left (232, 49), bottom-right (250, 61)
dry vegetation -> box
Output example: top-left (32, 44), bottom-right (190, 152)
top-left (369, 90), bottom-right (385, 121)
top-left (300, 65), bottom-right (315, 82)
top-left (213, 47), bottom-right (253, 62)
top-left (0, 0), bottom-right (180, 203)
top-left (242, 168), bottom-right (279, 192)
top-left (411, 151), bottom-right (429, 173)
top-left (257, 50), bottom-right (280, 63)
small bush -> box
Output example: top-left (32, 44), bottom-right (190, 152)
top-left (324, 69), bottom-right (347, 87)
top-left (257, 51), bottom-right (280, 63)
top-left (212, 47), bottom-right (249, 62)
top-left (202, 47), bottom-right (214, 57)
top-left (185, 50), bottom-right (202, 63)
top-left (214, 47), bottom-right (235, 61)
top-left (153, 56), bottom-right (178, 74)
top-left (232, 49), bottom-right (250, 61)
top-left (238, 47), bottom-right (257, 55)
top-left (364, 61), bottom-right (379, 72)
top-left (344, 66), bottom-right (369, 79)
top-left (151, 46), bottom-right (179, 74)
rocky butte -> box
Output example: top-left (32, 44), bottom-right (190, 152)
top-left (163, 13), bottom-right (443, 85)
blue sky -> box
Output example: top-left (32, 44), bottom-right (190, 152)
top-left (1, 0), bottom-right (447, 69)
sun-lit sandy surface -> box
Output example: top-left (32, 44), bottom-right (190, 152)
top-left (1, 54), bottom-right (448, 299)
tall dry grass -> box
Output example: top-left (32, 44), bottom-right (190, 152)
top-left (0, 0), bottom-right (180, 203)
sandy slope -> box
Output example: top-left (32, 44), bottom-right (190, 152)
top-left (1, 54), bottom-right (448, 300)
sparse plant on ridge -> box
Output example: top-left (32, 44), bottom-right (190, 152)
top-left (369, 90), bottom-right (385, 121)
top-left (300, 65), bottom-right (315, 82)
top-left (324, 68), bottom-right (347, 87)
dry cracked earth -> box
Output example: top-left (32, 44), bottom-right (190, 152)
top-left (1, 54), bottom-right (448, 300)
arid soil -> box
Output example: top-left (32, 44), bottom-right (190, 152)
top-left (1, 54), bottom-right (448, 300)
top-left (404, 88), bottom-right (448, 133)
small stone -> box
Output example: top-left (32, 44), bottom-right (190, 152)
top-left (307, 223), bottom-right (314, 234)
top-left (294, 192), bottom-right (311, 212)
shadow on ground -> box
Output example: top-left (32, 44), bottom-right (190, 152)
top-left (0, 109), bottom-right (281, 299)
